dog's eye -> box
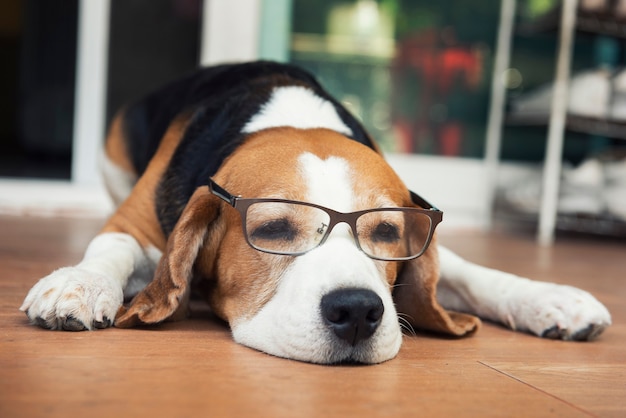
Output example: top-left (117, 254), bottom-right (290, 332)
top-left (250, 219), bottom-right (298, 242)
top-left (370, 222), bottom-right (400, 243)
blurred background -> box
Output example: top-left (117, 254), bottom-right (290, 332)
top-left (0, 0), bottom-right (625, 241)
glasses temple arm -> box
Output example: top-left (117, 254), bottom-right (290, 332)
top-left (208, 178), bottom-right (237, 206)
top-left (410, 190), bottom-right (441, 212)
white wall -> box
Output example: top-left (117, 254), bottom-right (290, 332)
top-left (387, 154), bottom-right (489, 229)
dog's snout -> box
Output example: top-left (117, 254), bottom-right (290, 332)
top-left (321, 288), bottom-right (384, 346)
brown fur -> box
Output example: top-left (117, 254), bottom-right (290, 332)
top-left (112, 124), bottom-right (480, 338)
top-left (102, 113), bottom-right (193, 250)
top-left (104, 112), bottom-right (137, 176)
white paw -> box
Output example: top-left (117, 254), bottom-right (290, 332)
top-left (508, 282), bottom-right (611, 341)
top-left (20, 267), bottom-right (123, 331)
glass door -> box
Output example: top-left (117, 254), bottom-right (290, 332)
top-left (0, 0), bottom-right (78, 180)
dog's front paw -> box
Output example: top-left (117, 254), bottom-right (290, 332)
top-left (509, 282), bottom-right (611, 341)
top-left (20, 267), bottom-right (123, 331)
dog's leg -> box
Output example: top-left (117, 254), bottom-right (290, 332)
top-left (436, 245), bottom-right (611, 340)
top-left (20, 232), bottom-right (159, 331)
top-left (102, 112), bottom-right (139, 207)
top-left (101, 154), bottom-right (138, 207)
top-left (20, 103), bottom-right (189, 331)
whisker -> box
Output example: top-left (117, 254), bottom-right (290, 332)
top-left (390, 282), bottom-right (410, 290)
top-left (397, 313), bottom-right (416, 336)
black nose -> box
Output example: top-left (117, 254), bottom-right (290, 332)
top-left (321, 288), bottom-right (384, 346)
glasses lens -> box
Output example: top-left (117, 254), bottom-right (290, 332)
top-left (244, 202), bottom-right (331, 255)
top-left (356, 209), bottom-right (433, 260)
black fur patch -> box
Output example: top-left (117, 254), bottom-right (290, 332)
top-left (120, 61), bottom-right (376, 237)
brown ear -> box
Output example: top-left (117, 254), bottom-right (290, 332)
top-left (115, 186), bottom-right (220, 328)
top-left (393, 235), bottom-right (481, 337)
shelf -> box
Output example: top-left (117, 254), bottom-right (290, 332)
top-left (506, 113), bottom-right (626, 140)
top-left (486, 0), bottom-right (626, 243)
top-left (518, 5), bottom-right (626, 38)
top-left (495, 198), bottom-right (626, 238)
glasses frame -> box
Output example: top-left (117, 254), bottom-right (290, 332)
top-left (208, 178), bottom-right (443, 261)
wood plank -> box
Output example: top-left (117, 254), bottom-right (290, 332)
top-left (0, 215), bottom-right (624, 417)
top-left (0, 319), bottom-right (592, 418)
top-left (481, 361), bottom-right (626, 418)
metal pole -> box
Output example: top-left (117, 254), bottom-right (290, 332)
top-left (483, 0), bottom-right (517, 229)
top-left (538, 0), bottom-right (579, 245)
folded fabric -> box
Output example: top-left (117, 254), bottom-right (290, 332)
top-left (501, 154), bottom-right (626, 221)
top-left (510, 68), bottom-right (626, 122)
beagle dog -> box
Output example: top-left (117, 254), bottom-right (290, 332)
top-left (21, 61), bottom-right (611, 364)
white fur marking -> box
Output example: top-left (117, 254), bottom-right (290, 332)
top-left (124, 245), bottom-right (162, 299)
top-left (20, 232), bottom-right (156, 330)
top-left (242, 86), bottom-right (353, 136)
top-left (101, 154), bottom-right (137, 207)
top-left (298, 153), bottom-right (353, 212)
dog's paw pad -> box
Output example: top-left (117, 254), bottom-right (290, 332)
top-left (61, 315), bottom-right (88, 331)
top-left (93, 316), bottom-right (113, 329)
top-left (34, 316), bottom-right (53, 329)
top-left (541, 325), bottom-right (567, 339)
top-left (541, 322), bottom-right (607, 341)
top-left (570, 323), bottom-right (607, 341)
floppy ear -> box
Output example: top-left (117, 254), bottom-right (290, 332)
top-left (393, 232), bottom-right (481, 337)
top-left (115, 186), bottom-right (220, 327)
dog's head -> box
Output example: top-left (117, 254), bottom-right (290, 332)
top-left (116, 127), bottom-right (479, 364)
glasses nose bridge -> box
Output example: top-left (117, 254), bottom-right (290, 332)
top-left (323, 209), bottom-right (359, 241)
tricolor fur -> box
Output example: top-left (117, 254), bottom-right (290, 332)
top-left (21, 61), bottom-right (611, 364)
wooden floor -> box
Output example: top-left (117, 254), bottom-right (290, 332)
top-left (0, 215), bottom-right (624, 418)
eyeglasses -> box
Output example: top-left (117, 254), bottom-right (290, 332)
top-left (208, 178), bottom-right (443, 261)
